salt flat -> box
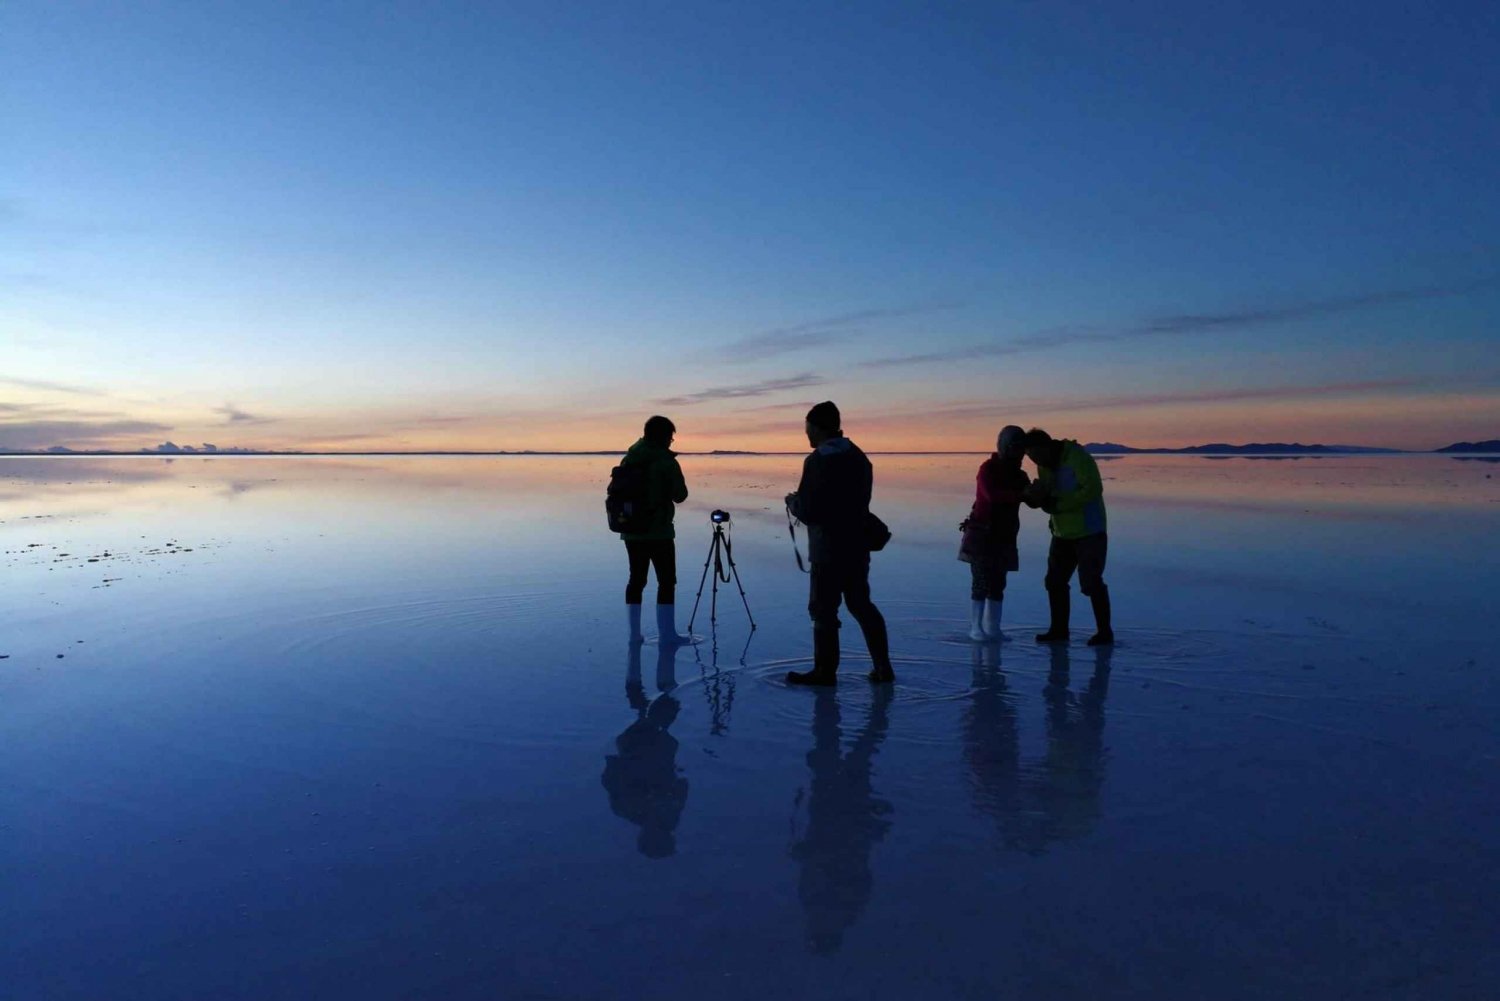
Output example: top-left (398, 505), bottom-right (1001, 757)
top-left (2, 454), bottom-right (1496, 999)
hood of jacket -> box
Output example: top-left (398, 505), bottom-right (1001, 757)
top-left (815, 435), bottom-right (856, 457)
top-left (624, 437), bottom-right (674, 465)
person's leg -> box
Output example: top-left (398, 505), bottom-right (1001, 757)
top-left (843, 557), bottom-right (894, 683)
top-left (650, 540), bottom-right (677, 606)
top-left (626, 541), bottom-right (650, 603)
top-left (789, 562), bottom-right (842, 685)
top-left (651, 540), bottom-right (689, 644)
top-left (969, 560), bottom-right (989, 640)
top-left (1037, 537), bottom-right (1077, 642)
top-left (625, 541), bottom-right (649, 640)
top-left (1076, 533), bottom-right (1112, 645)
top-left (982, 568), bottom-right (1006, 638)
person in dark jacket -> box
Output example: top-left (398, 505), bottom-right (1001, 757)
top-left (962, 425), bottom-right (1030, 640)
top-left (784, 401), bottom-right (894, 686)
top-left (1022, 427), bottom-right (1113, 646)
top-left (621, 415), bottom-right (691, 644)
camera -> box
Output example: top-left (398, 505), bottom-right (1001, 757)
top-left (710, 509), bottom-right (731, 524)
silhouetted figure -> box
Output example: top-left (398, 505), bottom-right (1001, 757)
top-left (789, 688), bottom-right (893, 954)
top-left (961, 425), bottom-right (1030, 640)
top-left (620, 415), bottom-right (691, 645)
top-left (784, 402), bottom-right (894, 685)
top-left (1022, 428), bottom-right (1113, 645)
top-left (603, 644), bottom-right (688, 859)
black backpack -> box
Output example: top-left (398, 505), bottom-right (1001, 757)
top-left (606, 462), bottom-right (653, 534)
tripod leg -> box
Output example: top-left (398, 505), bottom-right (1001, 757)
top-left (729, 559), bottom-right (755, 629)
top-left (687, 532), bottom-right (717, 634)
top-left (710, 531), bottom-right (722, 628)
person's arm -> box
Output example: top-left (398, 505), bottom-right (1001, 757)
top-left (1022, 471), bottom-right (1053, 510)
top-left (987, 465), bottom-right (1028, 506)
top-left (667, 456), bottom-right (688, 504)
top-left (1052, 450), bottom-right (1102, 513)
top-left (786, 454), bottom-right (822, 523)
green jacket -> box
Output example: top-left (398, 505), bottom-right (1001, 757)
top-left (619, 438), bottom-right (688, 542)
top-left (1036, 440), bottom-right (1107, 540)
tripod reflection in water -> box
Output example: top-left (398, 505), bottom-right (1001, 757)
top-left (692, 629), bottom-right (754, 737)
top-left (788, 688), bottom-right (894, 955)
top-left (603, 642), bottom-right (687, 858)
top-left (964, 642), bottom-right (1112, 854)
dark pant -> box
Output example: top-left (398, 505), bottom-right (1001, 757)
top-left (969, 560), bottom-right (1009, 601)
top-left (626, 540), bottom-right (676, 604)
top-left (809, 556), bottom-right (891, 672)
top-left (1045, 533), bottom-right (1108, 597)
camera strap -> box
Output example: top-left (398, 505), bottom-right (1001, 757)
top-left (786, 507), bottom-right (811, 574)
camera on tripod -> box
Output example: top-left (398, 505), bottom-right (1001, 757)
top-left (689, 508), bottom-right (754, 634)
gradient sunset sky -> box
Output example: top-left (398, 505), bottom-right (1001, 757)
top-left (4, 2), bottom-right (1497, 452)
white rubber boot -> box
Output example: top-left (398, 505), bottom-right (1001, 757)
top-left (628, 604), bottom-right (644, 643)
top-left (655, 604), bottom-right (691, 645)
top-left (969, 600), bottom-right (987, 641)
top-left (982, 598), bottom-right (1003, 640)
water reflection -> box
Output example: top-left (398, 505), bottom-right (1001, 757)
top-left (788, 688), bottom-right (894, 955)
top-left (604, 643), bottom-right (688, 858)
top-left (964, 644), bottom-right (1112, 854)
top-left (692, 634), bottom-right (750, 737)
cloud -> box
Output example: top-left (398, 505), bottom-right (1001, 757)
top-left (723, 301), bottom-right (963, 362)
top-left (1020, 378), bottom-right (1431, 413)
top-left (861, 280), bottom-right (1498, 370)
top-left (0, 420), bottom-right (174, 451)
top-left (732, 399), bottom-right (821, 413)
top-left (655, 372), bottom-right (827, 407)
top-left (0, 376), bottom-right (106, 395)
top-left (837, 378), bottom-right (1446, 431)
top-left (215, 404), bottom-right (274, 425)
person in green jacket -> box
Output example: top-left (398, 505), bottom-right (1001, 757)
top-left (1022, 428), bottom-right (1113, 646)
top-left (621, 415), bottom-right (692, 644)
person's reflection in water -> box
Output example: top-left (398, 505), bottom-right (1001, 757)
top-left (603, 643), bottom-right (687, 858)
top-left (1025, 644), bottom-right (1112, 851)
top-left (625, 638), bottom-right (648, 712)
top-left (965, 644), bottom-right (1112, 854)
top-left (789, 688), bottom-right (894, 954)
top-left (962, 642), bottom-right (1021, 837)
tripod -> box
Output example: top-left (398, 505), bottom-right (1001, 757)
top-left (687, 521), bottom-right (756, 635)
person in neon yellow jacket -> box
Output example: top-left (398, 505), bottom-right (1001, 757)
top-left (1022, 428), bottom-right (1113, 646)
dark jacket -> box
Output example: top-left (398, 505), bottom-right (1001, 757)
top-left (787, 434), bottom-right (872, 564)
top-left (619, 438), bottom-right (688, 542)
top-left (970, 454), bottom-right (1030, 549)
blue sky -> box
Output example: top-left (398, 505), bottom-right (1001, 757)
top-left (3, 1), bottom-right (1497, 450)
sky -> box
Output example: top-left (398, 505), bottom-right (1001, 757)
top-left (3, 1), bottom-right (1498, 452)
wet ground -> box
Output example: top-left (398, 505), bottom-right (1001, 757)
top-left (2, 453), bottom-right (1497, 999)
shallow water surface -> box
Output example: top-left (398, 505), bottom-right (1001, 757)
top-left (2, 454), bottom-right (1497, 999)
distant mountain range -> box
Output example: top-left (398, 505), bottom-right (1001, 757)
top-left (1084, 441), bottom-right (1497, 455)
top-left (1433, 440), bottom-right (1500, 453)
top-left (2, 439), bottom-right (1496, 457)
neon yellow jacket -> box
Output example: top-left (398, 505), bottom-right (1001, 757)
top-left (1036, 441), bottom-right (1107, 540)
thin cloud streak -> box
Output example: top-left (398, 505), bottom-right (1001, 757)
top-left (840, 378), bottom-right (1445, 429)
top-left (216, 404), bottom-right (274, 425)
top-left (0, 419), bottom-right (174, 451)
top-left (724, 301), bottom-right (963, 362)
top-left (656, 373), bottom-right (826, 407)
top-left (0, 376), bottom-right (107, 396)
top-left (861, 280), bottom-right (1499, 370)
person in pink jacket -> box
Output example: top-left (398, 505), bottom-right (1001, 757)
top-left (961, 425), bottom-right (1030, 640)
